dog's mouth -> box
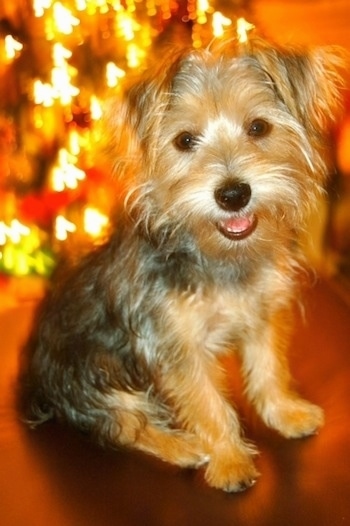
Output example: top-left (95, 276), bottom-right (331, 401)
top-left (217, 214), bottom-right (257, 240)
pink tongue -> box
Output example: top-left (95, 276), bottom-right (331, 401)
top-left (224, 216), bottom-right (253, 234)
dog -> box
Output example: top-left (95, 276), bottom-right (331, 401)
top-left (22, 37), bottom-right (344, 492)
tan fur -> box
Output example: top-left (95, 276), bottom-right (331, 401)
top-left (26, 38), bottom-right (345, 492)
top-left (108, 39), bottom-right (344, 491)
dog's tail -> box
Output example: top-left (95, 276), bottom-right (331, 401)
top-left (16, 301), bottom-right (56, 428)
top-left (22, 386), bottom-right (56, 428)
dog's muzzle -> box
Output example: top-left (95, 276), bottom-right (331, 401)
top-left (215, 182), bottom-right (257, 240)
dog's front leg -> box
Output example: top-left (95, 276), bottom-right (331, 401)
top-left (158, 350), bottom-right (259, 492)
top-left (241, 309), bottom-right (324, 439)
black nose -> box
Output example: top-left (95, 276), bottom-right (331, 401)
top-left (214, 182), bottom-right (251, 212)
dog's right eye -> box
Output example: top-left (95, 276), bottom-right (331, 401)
top-left (247, 119), bottom-right (271, 138)
top-left (173, 132), bottom-right (197, 151)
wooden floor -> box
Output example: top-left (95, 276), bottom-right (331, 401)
top-left (0, 278), bottom-right (349, 526)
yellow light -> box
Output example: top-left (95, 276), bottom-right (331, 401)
top-left (106, 62), bottom-right (126, 88)
top-left (51, 43), bottom-right (80, 105)
top-left (0, 222), bottom-right (11, 245)
top-left (2, 245), bottom-right (17, 273)
top-left (212, 11), bottom-right (232, 38)
top-left (0, 220), bottom-right (31, 245)
top-left (51, 67), bottom-right (80, 105)
top-left (99, 2), bottom-right (109, 14)
top-left (75, 0), bottom-right (87, 10)
top-left (90, 95), bottom-right (103, 120)
top-left (68, 129), bottom-right (81, 156)
top-left (53, 2), bottom-right (80, 35)
top-left (33, 79), bottom-right (55, 107)
top-left (81, 0), bottom-right (110, 14)
top-left (51, 148), bottom-right (86, 191)
top-left (4, 35), bottom-right (23, 60)
top-left (0, 221), bottom-right (54, 276)
top-left (84, 207), bottom-right (109, 237)
top-left (52, 42), bottom-right (73, 67)
top-left (125, 0), bottom-right (136, 13)
top-left (33, 0), bottom-right (52, 17)
top-left (14, 250), bottom-right (31, 275)
top-left (33, 106), bottom-right (44, 129)
top-left (55, 215), bottom-right (77, 241)
top-left (33, 44), bottom-right (79, 107)
top-left (118, 12), bottom-right (137, 41)
top-left (126, 43), bottom-right (144, 69)
top-left (75, 0), bottom-right (111, 10)
top-left (197, 0), bottom-right (210, 10)
top-left (196, 0), bottom-right (211, 24)
top-left (111, 0), bottom-right (123, 10)
top-left (237, 17), bottom-right (255, 44)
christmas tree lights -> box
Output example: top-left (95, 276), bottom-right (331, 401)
top-left (0, 0), bottom-right (252, 279)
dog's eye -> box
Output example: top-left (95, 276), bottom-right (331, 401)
top-left (173, 132), bottom-right (197, 151)
top-left (247, 119), bottom-right (271, 138)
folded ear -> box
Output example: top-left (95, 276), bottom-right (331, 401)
top-left (251, 41), bottom-right (346, 135)
top-left (104, 49), bottom-right (187, 179)
top-left (305, 47), bottom-right (347, 131)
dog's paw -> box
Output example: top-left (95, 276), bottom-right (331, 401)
top-left (165, 431), bottom-right (211, 468)
top-left (166, 440), bottom-right (210, 469)
top-left (204, 446), bottom-right (259, 492)
top-left (135, 427), bottom-right (210, 469)
top-left (266, 398), bottom-right (324, 439)
top-left (178, 449), bottom-right (210, 469)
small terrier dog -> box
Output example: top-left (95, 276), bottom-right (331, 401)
top-left (24, 38), bottom-right (344, 492)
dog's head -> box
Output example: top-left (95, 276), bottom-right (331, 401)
top-left (109, 38), bottom-right (345, 260)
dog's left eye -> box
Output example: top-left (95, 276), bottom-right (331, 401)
top-left (247, 119), bottom-right (271, 138)
top-left (173, 132), bottom-right (197, 151)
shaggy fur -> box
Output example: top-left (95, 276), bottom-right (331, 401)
top-left (22, 38), bottom-right (344, 492)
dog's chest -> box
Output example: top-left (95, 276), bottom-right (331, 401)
top-left (165, 284), bottom-right (264, 353)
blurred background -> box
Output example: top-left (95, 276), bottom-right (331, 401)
top-left (0, 0), bottom-right (349, 308)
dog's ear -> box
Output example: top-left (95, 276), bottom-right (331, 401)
top-left (251, 41), bottom-right (346, 135)
top-left (103, 49), bottom-right (187, 179)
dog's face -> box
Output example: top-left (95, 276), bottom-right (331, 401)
top-left (113, 40), bottom-right (344, 260)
